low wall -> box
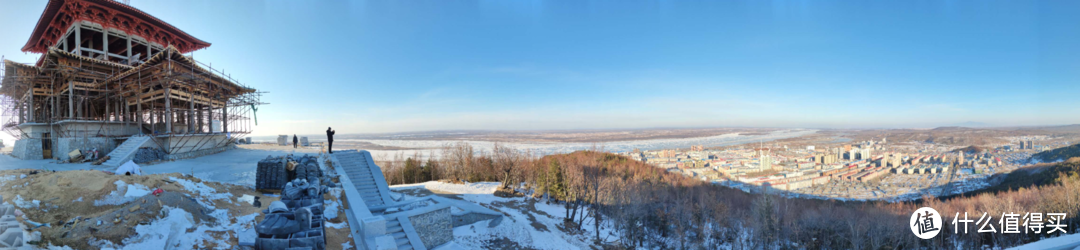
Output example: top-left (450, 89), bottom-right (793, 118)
top-left (452, 212), bottom-right (502, 227)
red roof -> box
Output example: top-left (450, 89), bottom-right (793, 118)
top-left (21, 0), bottom-right (210, 54)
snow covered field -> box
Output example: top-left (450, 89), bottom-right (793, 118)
top-left (392, 181), bottom-right (620, 249)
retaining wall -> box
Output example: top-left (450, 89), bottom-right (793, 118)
top-left (409, 207), bottom-right (453, 249)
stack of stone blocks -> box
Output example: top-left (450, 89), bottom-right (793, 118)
top-left (254, 154), bottom-right (331, 250)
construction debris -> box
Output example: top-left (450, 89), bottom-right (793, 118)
top-left (67, 150), bottom-right (83, 163)
top-left (91, 156), bottom-right (111, 165)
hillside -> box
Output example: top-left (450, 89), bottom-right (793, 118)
top-left (965, 157), bottom-right (1080, 196)
top-left (1032, 143), bottom-right (1080, 162)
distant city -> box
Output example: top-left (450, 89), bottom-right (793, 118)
top-left (619, 136), bottom-right (1071, 201)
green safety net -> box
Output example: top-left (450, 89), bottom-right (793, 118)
top-left (251, 104), bottom-right (259, 125)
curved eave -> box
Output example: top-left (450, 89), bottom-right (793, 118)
top-left (21, 0), bottom-right (211, 54)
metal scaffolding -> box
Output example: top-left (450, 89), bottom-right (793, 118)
top-left (0, 46), bottom-right (264, 154)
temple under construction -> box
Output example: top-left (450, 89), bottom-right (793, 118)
top-left (0, 0), bottom-right (262, 165)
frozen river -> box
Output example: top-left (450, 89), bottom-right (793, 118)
top-left (341, 129), bottom-right (817, 156)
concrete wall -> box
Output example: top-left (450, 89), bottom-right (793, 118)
top-left (52, 121), bottom-right (141, 137)
top-left (408, 207), bottom-right (452, 249)
top-left (10, 139), bottom-right (43, 160)
top-left (164, 145), bottom-right (231, 161)
top-left (56, 137), bottom-right (118, 161)
top-left (163, 134), bottom-right (229, 154)
top-left (452, 212), bottom-right (502, 227)
top-left (15, 124), bottom-right (51, 139)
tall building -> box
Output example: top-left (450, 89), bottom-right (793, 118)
top-left (691, 145), bottom-right (704, 151)
top-left (759, 148), bottom-right (772, 171)
top-left (890, 153), bottom-right (903, 167)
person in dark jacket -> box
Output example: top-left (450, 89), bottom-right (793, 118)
top-left (326, 127), bottom-right (335, 154)
top-left (293, 134), bottom-right (298, 149)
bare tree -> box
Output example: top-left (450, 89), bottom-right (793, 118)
top-left (493, 142), bottom-right (521, 188)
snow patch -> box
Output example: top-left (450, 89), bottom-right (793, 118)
top-left (121, 207), bottom-right (195, 249)
top-left (1006, 233), bottom-right (1080, 250)
top-left (391, 181), bottom-right (501, 195)
top-left (13, 195), bottom-right (39, 208)
top-left (168, 177), bottom-right (233, 209)
top-left (326, 221), bottom-right (348, 229)
top-left (94, 180), bottom-right (151, 206)
top-left (118, 206), bottom-right (260, 250)
top-left (168, 177), bottom-right (232, 201)
top-left (324, 199), bottom-right (341, 220)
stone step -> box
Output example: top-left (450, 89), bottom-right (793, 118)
top-left (102, 136), bottom-right (152, 167)
top-left (362, 197), bottom-right (382, 204)
top-left (387, 224), bottom-right (403, 233)
top-left (395, 237), bottom-right (409, 246)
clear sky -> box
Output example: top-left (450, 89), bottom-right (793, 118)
top-left (1, 0), bottom-right (1078, 138)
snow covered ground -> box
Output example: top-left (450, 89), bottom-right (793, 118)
top-left (1006, 233), bottom-right (1080, 250)
top-left (0, 147), bottom-right (313, 188)
top-left (391, 181), bottom-right (620, 249)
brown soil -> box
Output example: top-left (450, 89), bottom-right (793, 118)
top-left (321, 158), bottom-right (355, 250)
top-left (0, 169), bottom-right (279, 250)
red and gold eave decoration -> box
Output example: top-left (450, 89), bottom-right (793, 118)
top-left (20, 0), bottom-right (211, 54)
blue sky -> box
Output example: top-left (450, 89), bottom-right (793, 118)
top-left (1, 0), bottom-right (1078, 137)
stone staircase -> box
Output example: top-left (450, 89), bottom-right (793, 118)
top-left (334, 151), bottom-right (393, 207)
top-left (101, 136), bottom-right (153, 168)
top-left (386, 217), bottom-right (415, 250)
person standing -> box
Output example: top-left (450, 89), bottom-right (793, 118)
top-left (293, 134), bottom-right (298, 149)
top-left (326, 127), bottom-right (335, 154)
